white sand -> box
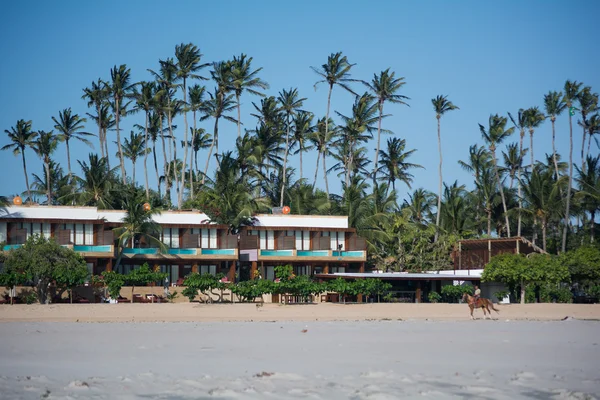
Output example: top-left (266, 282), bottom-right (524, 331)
top-left (0, 319), bottom-right (598, 399)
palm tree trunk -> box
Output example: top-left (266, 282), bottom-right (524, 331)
top-left (203, 118), bottom-right (219, 185)
top-left (581, 126), bottom-right (587, 172)
top-left (65, 139), bottom-right (72, 179)
top-left (132, 158), bottom-right (136, 185)
top-left (179, 77), bottom-right (189, 209)
top-left (542, 217), bottom-right (547, 252)
top-left (21, 150), bottom-right (31, 201)
top-left (312, 151), bottom-right (321, 190)
top-left (189, 110), bottom-right (197, 199)
top-left (324, 84), bottom-right (332, 191)
top-left (115, 97), bottom-right (126, 184)
top-left (299, 142), bottom-right (304, 181)
top-left (143, 111), bottom-right (150, 199)
top-left (487, 209), bottom-right (492, 236)
top-left (435, 116), bottom-right (442, 242)
top-left (280, 116), bottom-right (291, 207)
top-left (153, 142), bottom-right (160, 198)
top-left (520, 279), bottom-right (525, 304)
top-left (562, 112), bottom-right (574, 253)
top-left (158, 114), bottom-right (168, 197)
top-left (97, 104), bottom-right (104, 159)
top-left (517, 131), bottom-right (524, 237)
top-left (104, 128), bottom-right (110, 170)
top-left (529, 130), bottom-right (534, 169)
top-left (170, 112), bottom-right (179, 206)
top-left (492, 149), bottom-right (511, 237)
top-left (551, 119), bottom-right (560, 181)
top-left (322, 150), bottom-right (330, 199)
top-left (373, 100), bottom-right (384, 185)
top-left (45, 159), bottom-right (51, 205)
top-left (236, 93), bottom-right (242, 139)
top-left (591, 211), bottom-right (595, 243)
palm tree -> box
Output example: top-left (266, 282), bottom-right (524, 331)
top-left (403, 188), bottom-right (435, 225)
top-left (310, 117), bottom-right (337, 198)
top-left (290, 111), bottom-right (314, 181)
top-left (32, 130), bottom-right (58, 204)
top-left (187, 84), bottom-right (206, 198)
top-left (72, 154), bottom-right (115, 209)
top-left (133, 81), bottom-right (162, 199)
top-left (52, 108), bottom-right (93, 184)
top-left (230, 54), bottom-right (269, 138)
top-left (431, 95), bottom-right (458, 241)
top-left (366, 69), bottom-right (409, 183)
top-left (82, 79), bottom-right (109, 158)
top-left (508, 108), bottom-right (529, 237)
top-left (311, 52), bottom-right (357, 187)
top-left (543, 91), bottom-right (567, 182)
top-left (585, 114), bottom-right (600, 160)
top-left (377, 137), bottom-right (422, 196)
top-left (576, 155), bottom-right (600, 243)
top-left (120, 131), bottom-right (147, 185)
top-left (502, 142), bottom-right (527, 189)
top-left (200, 79), bottom-right (238, 184)
top-left (577, 87), bottom-right (599, 171)
top-left (108, 65), bottom-right (134, 184)
top-left (562, 80), bottom-right (582, 253)
top-left (2, 120), bottom-right (37, 201)
top-left (87, 103), bottom-right (114, 170)
top-left (176, 43), bottom-right (209, 207)
top-left (31, 160), bottom-right (69, 205)
top-left (523, 106), bottom-right (545, 168)
top-left (480, 114), bottom-right (515, 237)
top-left (277, 88), bottom-right (306, 207)
top-left (190, 128), bottom-right (212, 176)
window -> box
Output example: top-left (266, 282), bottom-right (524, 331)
top-left (162, 228), bottom-right (180, 248)
top-left (200, 265), bottom-right (217, 275)
top-left (259, 231), bottom-right (275, 250)
top-left (330, 266), bottom-right (346, 273)
top-left (329, 231), bottom-right (345, 251)
top-left (20, 223), bottom-right (51, 240)
top-left (294, 265), bottom-right (311, 276)
top-left (295, 230), bottom-right (311, 250)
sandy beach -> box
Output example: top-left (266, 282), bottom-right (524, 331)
top-left (1, 302), bottom-right (600, 323)
top-left (0, 304), bottom-right (599, 399)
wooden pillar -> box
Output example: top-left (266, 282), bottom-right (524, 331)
top-left (153, 263), bottom-right (160, 272)
top-left (415, 281), bottom-right (422, 304)
top-left (487, 240), bottom-right (492, 263)
top-left (359, 262), bottom-right (365, 273)
top-left (228, 261), bottom-right (236, 282)
top-left (261, 261), bottom-right (265, 280)
top-left (324, 263), bottom-right (329, 274)
top-left (250, 261), bottom-right (258, 280)
top-left (458, 242), bottom-right (462, 270)
top-left (106, 258), bottom-right (113, 272)
top-left (516, 239), bottom-right (520, 255)
top-left (192, 264), bottom-right (198, 273)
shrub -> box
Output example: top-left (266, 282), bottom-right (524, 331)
top-left (182, 286), bottom-right (198, 302)
top-left (23, 291), bottom-right (38, 305)
top-left (494, 290), bottom-right (509, 302)
top-left (167, 290), bottom-right (179, 302)
top-left (428, 292), bottom-right (441, 303)
top-left (441, 284), bottom-right (473, 303)
top-left (548, 287), bottom-right (573, 303)
top-left (588, 285), bottom-right (600, 301)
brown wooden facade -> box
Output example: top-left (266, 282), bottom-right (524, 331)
top-left (451, 237), bottom-right (545, 270)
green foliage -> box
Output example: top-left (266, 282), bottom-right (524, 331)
top-left (182, 273), bottom-right (222, 302)
top-left (327, 278), bottom-right (355, 302)
top-left (494, 290), bottom-right (509, 302)
top-left (231, 280), bottom-right (265, 302)
top-left (547, 287), bottom-right (573, 303)
top-left (274, 265), bottom-right (294, 281)
top-left (22, 291), bottom-right (38, 304)
top-left (354, 279), bottom-right (391, 299)
top-left (3, 235), bottom-right (88, 304)
top-left (124, 263), bottom-right (166, 287)
top-left (559, 246), bottom-right (600, 285)
top-left (482, 253), bottom-right (569, 287)
top-left (441, 284), bottom-right (473, 303)
top-left (101, 271), bottom-right (125, 299)
top-left (428, 291), bottom-right (442, 303)
top-left (182, 286), bottom-right (199, 302)
top-left (588, 285), bottom-right (600, 301)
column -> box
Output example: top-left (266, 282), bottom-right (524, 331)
top-left (415, 281), bottom-right (422, 304)
top-left (228, 261), bottom-right (235, 282)
top-left (324, 263), bottom-right (329, 274)
top-left (359, 262), bottom-right (365, 273)
top-left (106, 258), bottom-right (113, 272)
top-left (192, 264), bottom-right (198, 273)
top-left (251, 261), bottom-right (258, 280)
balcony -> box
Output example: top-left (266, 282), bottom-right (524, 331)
top-left (120, 247), bottom-right (238, 260)
top-left (258, 249), bottom-right (366, 261)
top-left (3, 243), bottom-right (114, 257)
top-left (2, 244), bottom-right (23, 251)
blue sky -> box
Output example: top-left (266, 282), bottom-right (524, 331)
top-left (1, 0), bottom-right (599, 206)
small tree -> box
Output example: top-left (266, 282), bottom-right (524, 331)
top-left (124, 263), bottom-right (167, 303)
top-left (101, 271), bottom-right (125, 300)
top-left (327, 278), bottom-right (356, 303)
top-left (183, 273), bottom-right (220, 302)
top-left (482, 253), bottom-right (569, 304)
top-left (4, 235), bottom-right (87, 304)
top-left (53, 254), bottom-right (89, 303)
top-left (559, 246), bottom-right (600, 288)
top-left (0, 270), bottom-right (27, 305)
top-left (441, 284), bottom-right (473, 303)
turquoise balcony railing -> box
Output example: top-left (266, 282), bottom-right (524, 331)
top-left (332, 251), bottom-right (365, 258)
top-left (122, 248), bottom-right (159, 255)
top-left (261, 249), bottom-right (294, 256)
top-left (2, 244), bottom-right (23, 251)
top-left (167, 248), bottom-right (197, 255)
top-left (200, 248), bottom-right (236, 256)
top-left (297, 250), bottom-right (330, 257)
top-left (73, 245), bottom-right (112, 253)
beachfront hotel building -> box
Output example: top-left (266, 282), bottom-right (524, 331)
top-left (0, 205), bottom-right (366, 286)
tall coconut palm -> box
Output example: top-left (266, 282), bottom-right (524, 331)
top-left (230, 53), bottom-right (269, 138)
top-left (310, 117), bottom-right (337, 198)
top-left (577, 87), bottom-right (599, 171)
top-left (502, 142), bottom-right (527, 189)
top-left (200, 66), bottom-right (238, 185)
top-left (52, 108), bottom-right (93, 182)
top-left (366, 69), bottom-right (409, 184)
top-left (480, 114), bottom-right (515, 237)
top-left (431, 95), bottom-right (458, 241)
top-left (575, 155), bottom-right (600, 243)
top-left (278, 88), bottom-right (306, 206)
top-left (402, 188), bottom-right (435, 225)
top-left (584, 114), bottom-right (600, 159)
top-left (82, 79), bottom-right (109, 159)
top-left (508, 108), bottom-right (529, 237)
top-left (562, 80), bottom-right (582, 253)
top-left (133, 81), bottom-right (162, 199)
top-left (311, 52), bottom-right (357, 188)
top-left (73, 154), bottom-right (115, 209)
top-left (543, 91), bottom-right (567, 182)
top-left (291, 111), bottom-right (314, 181)
top-left (523, 106), bottom-right (546, 168)
top-left (2, 120), bottom-right (37, 201)
top-left (187, 84), bottom-right (206, 198)
top-left (175, 43), bottom-right (209, 207)
top-left (31, 130), bottom-right (58, 204)
top-left (87, 103), bottom-right (114, 170)
top-left (108, 65), bottom-right (134, 184)
top-left (377, 137), bottom-right (422, 196)
top-left (120, 131), bottom-right (147, 185)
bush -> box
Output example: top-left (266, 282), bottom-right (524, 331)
top-left (22, 291), bottom-right (38, 305)
top-left (441, 284), bottom-right (473, 303)
top-left (588, 285), bottom-right (600, 301)
top-left (166, 290), bottom-right (179, 302)
top-left (548, 287), bottom-right (573, 303)
top-left (428, 292), bottom-right (441, 303)
top-left (494, 290), bottom-right (509, 302)
top-left (182, 286), bottom-right (198, 302)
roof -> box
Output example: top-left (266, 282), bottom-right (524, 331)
top-left (457, 237), bottom-right (545, 254)
top-left (252, 214), bottom-right (348, 229)
top-left (315, 272), bottom-right (481, 281)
